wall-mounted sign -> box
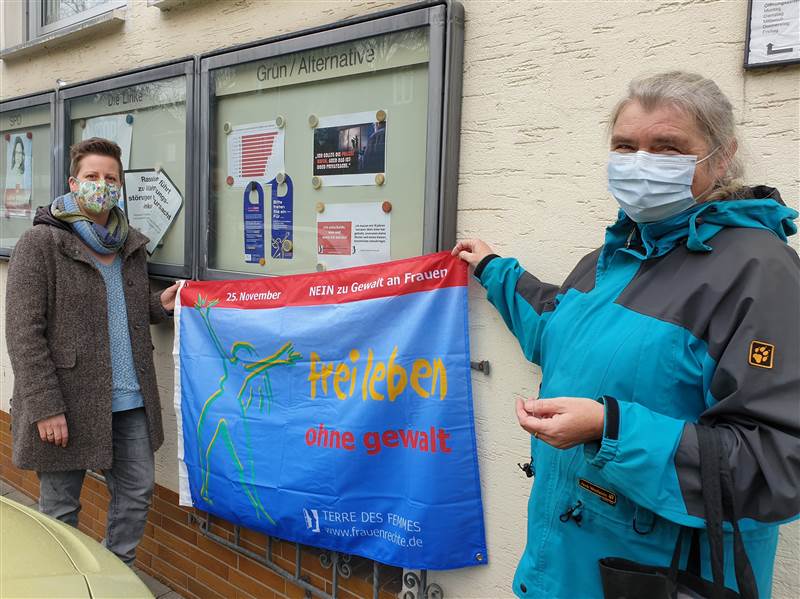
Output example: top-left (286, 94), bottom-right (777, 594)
top-left (69, 79), bottom-right (186, 120)
top-left (745, 0), bottom-right (800, 68)
top-left (3, 104), bottom-right (49, 130)
top-left (213, 28), bottom-right (428, 97)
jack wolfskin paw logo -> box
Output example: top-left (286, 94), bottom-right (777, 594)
top-left (749, 341), bottom-right (774, 369)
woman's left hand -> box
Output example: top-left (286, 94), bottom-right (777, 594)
top-left (160, 282), bottom-right (180, 312)
top-left (516, 397), bottom-right (605, 449)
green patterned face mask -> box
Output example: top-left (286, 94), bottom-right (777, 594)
top-left (72, 179), bottom-right (121, 215)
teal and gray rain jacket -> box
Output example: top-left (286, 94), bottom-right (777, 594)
top-left (475, 189), bottom-right (799, 599)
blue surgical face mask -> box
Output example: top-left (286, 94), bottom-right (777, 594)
top-left (607, 149), bottom-right (716, 223)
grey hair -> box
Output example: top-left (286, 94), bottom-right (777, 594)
top-left (609, 72), bottom-right (745, 201)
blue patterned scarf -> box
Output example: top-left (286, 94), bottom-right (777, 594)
top-left (50, 193), bottom-right (129, 255)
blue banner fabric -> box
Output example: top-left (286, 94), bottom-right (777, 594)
top-left (174, 252), bottom-right (487, 570)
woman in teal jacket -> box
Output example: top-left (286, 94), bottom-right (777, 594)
top-left (454, 72), bottom-right (799, 598)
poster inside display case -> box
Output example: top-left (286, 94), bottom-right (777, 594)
top-left (0, 100), bottom-right (53, 253)
top-left (206, 25), bottom-right (437, 277)
top-left (65, 72), bottom-right (191, 271)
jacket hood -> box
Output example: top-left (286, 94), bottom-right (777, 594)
top-left (729, 185), bottom-right (786, 205)
top-left (33, 195), bottom-right (72, 232)
top-left (607, 186), bottom-right (798, 256)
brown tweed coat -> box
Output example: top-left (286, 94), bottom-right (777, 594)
top-left (6, 219), bottom-right (167, 472)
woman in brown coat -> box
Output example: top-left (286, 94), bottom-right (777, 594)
top-left (5, 137), bottom-right (178, 566)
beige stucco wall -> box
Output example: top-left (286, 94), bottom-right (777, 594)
top-left (0, 0), bottom-right (25, 50)
top-left (1, 1), bottom-right (798, 597)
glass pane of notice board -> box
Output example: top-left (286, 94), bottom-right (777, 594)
top-left (0, 95), bottom-right (54, 256)
top-left (201, 4), bottom-right (460, 278)
top-left (61, 61), bottom-right (194, 277)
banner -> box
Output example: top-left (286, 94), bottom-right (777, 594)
top-left (174, 252), bottom-right (487, 570)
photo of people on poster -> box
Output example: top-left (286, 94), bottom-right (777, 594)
top-left (313, 112), bottom-right (387, 180)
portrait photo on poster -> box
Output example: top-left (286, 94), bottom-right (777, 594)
top-left (313, 110), bottom-right (387, 187)
top-left (4, 133), bottom-right (33, 217)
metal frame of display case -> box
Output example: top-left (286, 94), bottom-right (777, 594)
top-left (57, 58), bottom-right (197, 280)
top-left (197, 0), bottom-right (464, 280)
top-left (0, 90), bottom-right (57, 259)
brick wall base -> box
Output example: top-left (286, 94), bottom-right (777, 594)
top-left (0, 410), bottom-right (399, 599)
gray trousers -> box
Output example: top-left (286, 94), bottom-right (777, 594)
top-left (37, 407), bottom-right (155, 565)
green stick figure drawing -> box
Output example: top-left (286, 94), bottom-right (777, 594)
top-left (193, 295), bottom-right (302, 523)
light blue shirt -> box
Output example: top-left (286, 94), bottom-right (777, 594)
top-left (93, 255), bottom-right (145, 412)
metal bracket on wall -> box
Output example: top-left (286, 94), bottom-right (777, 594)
top-left (470, 360), bottom-right (490, 375)
top-left (403, 570), bottom-right (444, 599)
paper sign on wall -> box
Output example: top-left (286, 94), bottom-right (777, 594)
top-left (123, 168), bottom-right (184, 254)
top-left (82, 115), bottom-right (133, 169)
top-left (746, 0), bottom-right (800, 67)
top-left (317, 202), bottom-right (389, 269)
top-left (227, 121), bottom-right (285, 188)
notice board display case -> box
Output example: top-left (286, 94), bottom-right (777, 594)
top-left (199, 2), bottom-right (464, 279)
top-left (59, 60), bottom-right (196, 279)
top-left (0, 93), bottom-right (56, 257)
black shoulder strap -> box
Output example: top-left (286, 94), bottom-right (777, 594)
top-left (697, 425), bottom-right (760, 599)
top-left (716, 431), bottom-right (759, 599)
top-left (697, 424), bottom-right (726, 599)
top-left (668, 526), bottom-right (687, 582)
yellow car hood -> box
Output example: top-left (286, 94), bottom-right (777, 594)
top-left (0, 496), bottom-right (153, 598)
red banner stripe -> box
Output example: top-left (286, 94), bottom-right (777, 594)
top-left (179, 252), bottom-right (467, 311)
